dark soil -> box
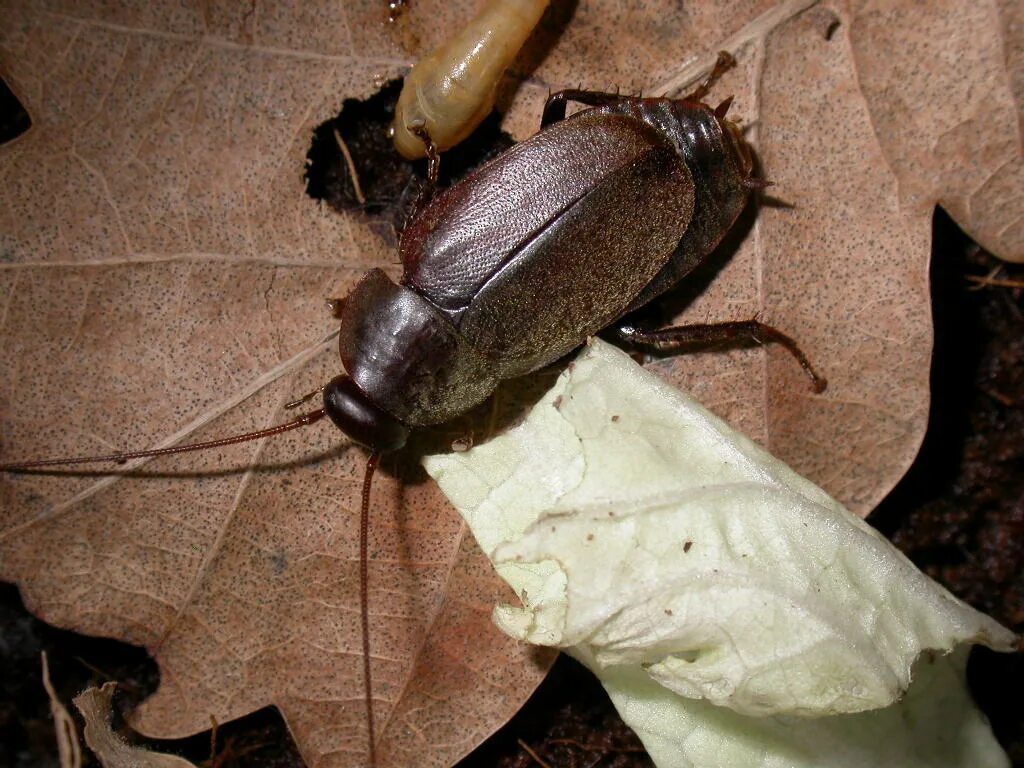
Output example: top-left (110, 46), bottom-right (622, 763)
top-left (872, 211), bottom-right (1024, 767)
top-left (0, 74), bottom-right (1021, 768)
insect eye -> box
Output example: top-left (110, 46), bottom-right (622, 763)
top-left (323, 375), bottom-right (410, 452)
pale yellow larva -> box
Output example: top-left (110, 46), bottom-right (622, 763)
top-left (393, 0), bottom-right (550, 159)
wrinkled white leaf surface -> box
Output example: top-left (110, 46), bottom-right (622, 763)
top-left (596, 648), bottom-right (1009, 768)
top-left (424, 339), bottom-right (1016, 767)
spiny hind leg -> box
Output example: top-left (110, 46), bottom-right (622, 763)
top-left (615, 318), bottom-right (826, 392)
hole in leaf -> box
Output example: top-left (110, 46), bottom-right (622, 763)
top-left (304, 79), bottom-right (514, 242)
top-left (0, 78), bottom-right (30, 144)
top-left (305, 80), bottom-right (411, 218)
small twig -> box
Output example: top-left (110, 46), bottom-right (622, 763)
top-left (518, 738), bottom-right (554, 768)
top-left (72, 656), bottom-right (144, 695)
top-left (547, 737), bottom-right (647, 753)
top-left (207, 714), bottom-right (220, 767)
top-left (74, 655), bottom-right (114, 681)
top-left (334, 127), bottom-right (366, 205)
top-left (202, 713), bottom-right (269, 768)
top-left (653, 0), bottom-right (819, 95)
top-left (42, 652), bottom-right (83, 768)
top-left (980, 387), bottom-right (1016, 407)
top-left (966, 274), bottom-right (1024, 289)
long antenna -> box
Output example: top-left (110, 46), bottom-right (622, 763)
top-left (1, 403), bottom-right (388, 757)
top-left (0, 409), bottom-right (327, 471)
top-left (360, 452), bottom-right (381, 768)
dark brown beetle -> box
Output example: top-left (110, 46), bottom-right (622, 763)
top-left (0, 53), bottom-right (823, 473)
top-left (324, 55), bottom-right (823, 456)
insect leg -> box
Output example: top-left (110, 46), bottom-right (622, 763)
top-left (402, 123), bottom-right (443, 224)
top-left (284, 386), bottom-right (326, 410)
top-left (541, 89), bottom-right (631, 127)
top-left (684, 51), bottom-right (736, 103)
top-left (408, 123), bottom-right (441, 188)
top-left (615, 319), bottom-right (827, 392)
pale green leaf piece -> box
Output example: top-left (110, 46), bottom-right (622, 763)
top-left (423, 339), bottom-right (1017, 768)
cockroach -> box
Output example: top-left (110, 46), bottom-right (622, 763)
top-left (391, 0), bottom-right (551, 159)
top-left (1, 52), bottom-right (825, 768)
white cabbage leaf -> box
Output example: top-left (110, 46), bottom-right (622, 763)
top-left (423, 339), bottom-right (1016, 767)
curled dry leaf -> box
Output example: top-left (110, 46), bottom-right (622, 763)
top-left (425, 339), bottom-right (1017, 766)
top-left (74, 683), bottom-right (198, 768)
top-left (0, 1), bottom-right (1018, 767)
